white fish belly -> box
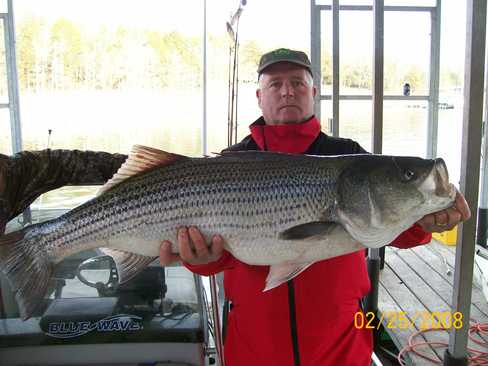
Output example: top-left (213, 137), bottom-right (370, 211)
top-left (227, 225), bottom-right (364, 265)
top-left (104, 222), bottom-right (364, 266)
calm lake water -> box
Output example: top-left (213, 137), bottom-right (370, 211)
top-left (1, 85), bottom-right (465, 211)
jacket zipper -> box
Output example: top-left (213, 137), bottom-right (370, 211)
top-left (287, 280), bottom-right (301, 366)
top-left (263, 130), bottom-right (300, 366)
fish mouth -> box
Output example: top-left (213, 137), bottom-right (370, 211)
top-left (418, 158), bottom-right (456, 209)
top-left (433, 158), bottom-right (456, 200)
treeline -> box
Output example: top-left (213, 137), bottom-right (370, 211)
top-left (10, 16), bottom-right (461, 92)
top-left (321, 53), bottom-right (462, 93)
top-left (16, 16), bottom-right (253, 91)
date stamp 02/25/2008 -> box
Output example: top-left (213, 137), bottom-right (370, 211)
top-left (353, 310), bottom-right (464, 330)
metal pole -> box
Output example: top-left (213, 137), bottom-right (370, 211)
top-left (210, 275), bottom-right (225, 366)
top-left (426, 2), bottom-right (441, 159)
top-left (233, 19), bottom-right (239, 145)
top-left (4, 0), bottom-right (30, 225)
top-left (310, 0), bottom-right (321, 122)
top-left (202, 0), bottom-right (207, 156)
top-left (204, 2), bottom-right (224, 364)
top-left (478, 8), bottom-right (488, 248)
top-left (229, 30), bottom-right (238, 145)
top-left (445, 0), bottom-right (486, 364)
top-left (227, 46), bottom-right (232, 147)
top-left (365, 0), bottom-right (383, 332)
top-left (5, 0), bottom-right (22, 154)
top-left (371, 0), bottom-right (383, 155)
top-left (332, 0), bottom-right (339, 137)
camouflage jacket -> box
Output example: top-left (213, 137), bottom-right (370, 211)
top-left (0, 149), bottom-right (127, 233)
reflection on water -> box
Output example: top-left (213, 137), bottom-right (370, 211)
top-left (325, 93), bottom-right (464, 187)
top-left (13, 84), bottom-right (261, 156)
top-left (3, 87), bottom-right (465, 210)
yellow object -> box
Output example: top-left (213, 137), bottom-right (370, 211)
top-left (432, 226), bottom-right (457, 246)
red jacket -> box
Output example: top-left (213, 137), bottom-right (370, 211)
top-left (186, 117), bottom-right (432, 366)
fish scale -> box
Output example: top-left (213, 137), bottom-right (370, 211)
top-left (0, 147), bottom-right (456, 319)
top-left (41, 156), bottom-right (320, 261)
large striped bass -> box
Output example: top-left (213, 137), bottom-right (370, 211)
top-left (0, 145), bottom-right (455, 319)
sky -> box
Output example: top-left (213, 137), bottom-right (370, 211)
top-left (12, 0), bottom-right (466, 71)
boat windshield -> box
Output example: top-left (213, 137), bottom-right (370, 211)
top-left (0, 205), bottom-right (206, 347)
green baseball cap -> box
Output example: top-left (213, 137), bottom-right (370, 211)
top-left (257, 48), bottom-right (312, 76)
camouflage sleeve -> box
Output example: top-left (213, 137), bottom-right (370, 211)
top-left (0, 149), bottom-right (127, 232)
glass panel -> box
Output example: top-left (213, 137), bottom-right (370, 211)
top-left (0, 108), bottom-right (11, 154)
top-left (382, 100), bottom-right (427, 157)
top-left (30, 186), bottom-right (98, 211)
top-left (206, 0), bottom-right (310, 148)
top-left (320, 100), bottom-right (333, 135)
top-left (437, 96), bottom-right (463, 189)
top-left (15, 0), bottom-right (204, 156)
top-left (0, 19), bottom-right (7, 104)
top-left (1, 3), bottom-right (207, 346)
top-left (384, 11), bottom-right (431, 96)
top-left (340, 0), bottom-right (372, 5)
top-left (20, 90), bottom-right (203, 155)
top-left (320, 10), bottom-right (333, 93)
top-left (339, 11), bottom-right (373, 95)
top-left (385, 0), bottom-right (436, 6)
top-left (339, 100), bottom-right (372, 151)
top-left (321, 0), bottom-right (436, 5)
top-left (2, 209), bottom-right (204, 345)
top-left (438, 1), bottom-right (464, 189)
top-left (206, 80), bottom-right (261, 153)
top-left (203, 0), bottom-right (234, 152)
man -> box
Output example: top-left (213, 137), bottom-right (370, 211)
top-left (159, 48), bottom-right (470, 365)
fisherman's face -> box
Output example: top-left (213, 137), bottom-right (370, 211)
top-left (257, 62), bottom-right (316, 126)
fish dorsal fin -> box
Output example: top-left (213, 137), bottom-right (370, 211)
top-left (97, 144), bottom-right (188, 196)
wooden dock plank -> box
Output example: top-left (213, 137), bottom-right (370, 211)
top-left (378, 282), bottom-right (436, 365)
top-left (410, 244), bottom-right (487, 311)
top-left (384, 248), bottom-right (488, 353)
top-left (388, 247), bottom-right (488, 321)
top-left (380, 264), bottom-right (447, 361)
top-left (379, 243), bottom-right (488, 364)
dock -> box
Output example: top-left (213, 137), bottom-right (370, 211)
top-left (378, 241), bottom-right (488, 365)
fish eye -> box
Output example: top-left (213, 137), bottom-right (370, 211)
top-left (403, 169), bottom-right (416, 181)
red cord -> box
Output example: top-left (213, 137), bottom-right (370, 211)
top-left (397, 319), bottom-right (488, 365)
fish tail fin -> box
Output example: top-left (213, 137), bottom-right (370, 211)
top-left (0, 225), bottom-right (52, 319)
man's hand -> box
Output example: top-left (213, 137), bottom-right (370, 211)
top-left (159, 226), bottom-right (225, 266)
top-left (417, 189), bottom-right (471, 233)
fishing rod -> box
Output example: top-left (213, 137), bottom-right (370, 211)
top-left (233, 20), bottom-right (239, 145)
top-left (226, 1), bottom-right (246, 146)
top-left (226, 22), bottom-right (235, 147)
top-left (210, 3), bottom-right (247, 365)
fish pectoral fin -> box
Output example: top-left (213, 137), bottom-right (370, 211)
top-left (264, 262), bottom-right (315, 291)
top-left (100, 247), bottom-right (158, 284)
top-left (279, 222), bottom-right (339, 240)
top-left (97, 145), bottom-right (189, 196)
